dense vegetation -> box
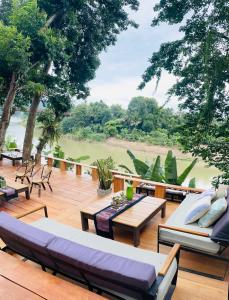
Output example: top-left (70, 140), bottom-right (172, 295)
top-left (61, 96), bottom-right (182, 146)
top-left (140, 0), bottom-right (229, 186)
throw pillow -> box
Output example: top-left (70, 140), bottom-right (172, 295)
top-left (212, 187), bottom-right (228, 202)
top-left (198, 198), bottom-right (227, 228)
top-left (184, 196), bottom-right (211, 224)
top-left (196, 189), bottom-right (216, 201)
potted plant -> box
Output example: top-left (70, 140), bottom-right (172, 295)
top-left (96, 158), bottom-right (113, 196)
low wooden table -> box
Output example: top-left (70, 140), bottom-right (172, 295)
top-left (0, 151), bottom-right (34, 166)
top-left (0, 180), bottom-right (30, 201)
top-left (81, 196), bottom-right (166, 247)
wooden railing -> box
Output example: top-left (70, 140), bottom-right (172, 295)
top-left (42, 155), bottom-right (204, 198)
top-left (42, 155), bottom-right (140, 182)
top-left (113, 175), bottom-right (204, 198)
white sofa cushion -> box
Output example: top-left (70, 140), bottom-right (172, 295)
top-left (184, 196), bottom-right (211, 224)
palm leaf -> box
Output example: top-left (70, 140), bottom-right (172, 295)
top-left (164, 150), bottom-right (177, 184)
top-left (177, 158), bottom-right (198, 185)
top-left (118, 164), bottom-right (134, 174)
top-left (149, 156), bottom-right (164, 182)
top-left (127, 149), bottom-right (136, 160)
top-left (188, 177), bottom-right (196, 188)
top-left (133, 158), bottom-right (149, 178)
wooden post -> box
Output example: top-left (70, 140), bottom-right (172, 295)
top-left (113, 177), bottom-right (124, 193)
top-left (60, 160), bottom-right (67, 171)
top-left (47, 157), bottom-right (53, 167)
top-left (155, 185), bottom-right (166, 199)
top-left (76, 164), bottom-right (82, 176)
top-left (91, 167), bottom-right (98, 181)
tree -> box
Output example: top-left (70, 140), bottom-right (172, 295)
top-left (35, 108), bottom-right (61, 163)
top-left (22, 0), bottom-right (139, 160)
top-left (0, 21), bottom-right (31, 151)
top-left (127, 96), bottom-right (159, 131)
top-left (139, 0), bottom-right (229, 185)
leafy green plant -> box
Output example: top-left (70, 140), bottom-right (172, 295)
top-left (5, 136), bottom-right (17, 150)
top-left (121, 150), bottom-right (197, 187)
top-left (53, 145), bottom-right (65, 168)
top-left (96, 158), bottom-right (113, 191)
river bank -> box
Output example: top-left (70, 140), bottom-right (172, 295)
top-left (7, 114), bottom-right (219, 188)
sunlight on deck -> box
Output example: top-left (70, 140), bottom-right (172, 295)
top-left (0, 160), bottom-right (228, 300)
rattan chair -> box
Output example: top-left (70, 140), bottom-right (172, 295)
top-left (15, 160), bottom-right (35, 184)
top-left (30, 165), bottom-right (53, 197)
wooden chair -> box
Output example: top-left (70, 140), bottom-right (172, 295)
top-left (15, 160), bottom-right (35, 184)
top-left (30, 165), bottom-right (53, 197)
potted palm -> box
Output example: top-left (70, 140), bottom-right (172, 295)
top-left (96, 158), bottom-right (113, 196)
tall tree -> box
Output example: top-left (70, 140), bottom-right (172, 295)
top-left (0, 21), bottom-right (31, 151)
top-left (139, 0), bottom-right (229, 185)
top-left (21, 0), bottom-right (139, 160)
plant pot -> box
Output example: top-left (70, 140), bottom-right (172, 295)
top-left (97, 187), bottom-right (112, 196)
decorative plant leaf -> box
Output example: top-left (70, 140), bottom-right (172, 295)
top-left (177, 158), bottom-right (198, 185)
top-left (127, 149), bottom-right (136, 160)
top-left (188, 177), bottom-right (196, 188)
top-left (133, 158), bottom-right (149, 178)
top-left (164, 150), bottom-right (177, 184)
top-left (118, 164), bottom-right (134, 174)
top-left (149, 156), bottom-right (164, 182)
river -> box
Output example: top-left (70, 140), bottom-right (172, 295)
top-left (6, 112), bottom-right (219, 189)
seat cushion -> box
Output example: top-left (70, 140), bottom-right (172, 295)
top-left (0, 212), bottom-right (56, 268)
top-left (47, 237), bottom-right (156, 292)
top-left (159, 193), bottom-right (220, 254)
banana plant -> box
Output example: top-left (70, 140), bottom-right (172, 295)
top-left (120, 149), bottom-right (197, 187)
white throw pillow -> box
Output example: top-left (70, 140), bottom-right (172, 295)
top-left (184, 196), bottom-right (211, 224)
top-left (196, 189), bottom-right (216, 201)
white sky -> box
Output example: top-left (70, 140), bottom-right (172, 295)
top-left (87, 0), bottom-right (183, 110)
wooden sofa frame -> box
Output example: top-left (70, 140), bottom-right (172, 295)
top-left (0, 205), bottom-right (180, 300)
top-left (157, 224), bottom-right (229, 280)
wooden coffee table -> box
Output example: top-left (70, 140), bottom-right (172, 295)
top-left (80, 196), bottom-right (166, 247)
top-left (0, 180), bottom-right (30, 201)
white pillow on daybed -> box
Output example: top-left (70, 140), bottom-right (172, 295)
top-left (184, 196), bottom-right (211, 224)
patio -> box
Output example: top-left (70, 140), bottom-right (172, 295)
top-left (0, 160), bottom-right (228, 299)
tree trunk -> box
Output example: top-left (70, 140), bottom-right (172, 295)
top-left (22, 62), bottom-right (51, 161)
top-left (22, 94), bottom-right (41, 161)
top-left (35, 137), bottom-right (46, 164)
top-left (0, 73), bottom-right (17, 152)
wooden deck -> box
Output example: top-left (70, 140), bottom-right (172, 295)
top-left (0, 160), bottom-right (228, 299)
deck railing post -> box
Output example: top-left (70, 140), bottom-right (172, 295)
top-left (113, 176), bottom-right (124, 193)
top-left (60, 161), bottom-right (67, 171)
top-left (76, 164), bottom-right (82, 176)
top-left (47, 157), bottom-right (53, 167)
top-left (155, 185), bottom-right (166, 199)
top-left (91, 167), bottom-right (98, 181)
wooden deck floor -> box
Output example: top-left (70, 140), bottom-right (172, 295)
top-left (0, 160), bottom-right (228, 299)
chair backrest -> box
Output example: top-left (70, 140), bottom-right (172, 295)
top-left (41, 165), bottom-right (52, 181)
top-left (25, 160), bottom-right (35, 175)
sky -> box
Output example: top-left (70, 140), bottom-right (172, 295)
top-left (87, 0), bottom-right (183, 110)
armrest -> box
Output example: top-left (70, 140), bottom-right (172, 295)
top-left (15, 205), bottom-right (48, 219)
top-left (158, 224), bottom-right (209, 237)
top-left (158, 244), bottom-right (180, 276)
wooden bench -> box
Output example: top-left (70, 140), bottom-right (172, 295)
top-left (0, 251), bottom-right (105, 300)
top-left (0, 180), bottom-right (30, 201)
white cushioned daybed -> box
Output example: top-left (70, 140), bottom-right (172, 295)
top-left (158, 192), bottom-right (229, 259)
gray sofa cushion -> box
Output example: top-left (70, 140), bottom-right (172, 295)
top-left (159, 193), bottom-right (220, 254)
top-left (0, 212), bottom-right (56, 268)
top-left (47, 236), bottom-right (156, 292)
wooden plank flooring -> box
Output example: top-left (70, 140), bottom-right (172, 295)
top-left (0, 160), bottom-right (228, 299)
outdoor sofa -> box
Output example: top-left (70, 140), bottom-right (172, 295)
top-left (158, 189), bottom-right (229, 277)
top-left (0, 206), bottom-right (180, 300)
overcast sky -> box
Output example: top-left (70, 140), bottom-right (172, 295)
top-left (87, 0), bottom-right (183, 110)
